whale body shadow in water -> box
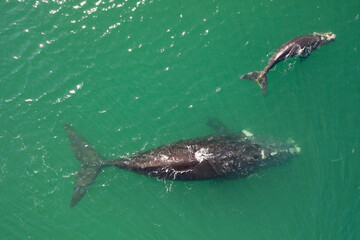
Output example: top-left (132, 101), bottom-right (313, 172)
top-left (64, 123), bottom-right (300, 207)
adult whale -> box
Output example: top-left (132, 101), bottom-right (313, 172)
top-left (64, 123), bottom-right (300, 207)
top-left (240, 32), bottom-right (336, 95)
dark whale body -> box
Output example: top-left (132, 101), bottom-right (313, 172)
top-left (241, 32), bottom-right (336, 95)
top-left (64, 124), bottom-right (300, 207)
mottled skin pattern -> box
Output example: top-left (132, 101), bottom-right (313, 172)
top-left (241, 32), bottom-right (336, 95)
top-left (64, 124), bottom-right (299, 207)
top-left (113, 134), bottom-right (280, 180)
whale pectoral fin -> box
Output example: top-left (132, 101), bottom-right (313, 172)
top-left (299, 54), bottom-right (310, 62)
top-left (298, 46), bottom-right (313, 62)
top-left (206, 117), bottom-right (232, 136)
top-left (299, 51), bottom-right (311, 61)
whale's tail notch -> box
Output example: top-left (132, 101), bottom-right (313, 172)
top-left (64, 124), bottom-right (106, 208)
top-left (240, 71), bottom-right (268, 96)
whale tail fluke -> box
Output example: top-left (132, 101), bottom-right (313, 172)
top-left (240, 71), bottom-right (268, 96)
top-left (64, 124), bottom-right (106, 208)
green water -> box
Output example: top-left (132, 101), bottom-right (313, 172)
top-left (1, 0), bottom-right (359, 239)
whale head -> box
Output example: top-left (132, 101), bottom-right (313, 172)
top-left (314, 32), bottom-right (336, 46)
top-left (321, 32), bottom-right (336, 41)
top-left (255, 139), bottom-right (301, 169)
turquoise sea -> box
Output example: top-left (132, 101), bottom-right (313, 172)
top-left (1, 0), bottom-right (359, 239)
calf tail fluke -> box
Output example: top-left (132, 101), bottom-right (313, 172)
top-left (240, 71), bottom-right (268, 96)
top-left (64, 124), bottom-right (106, 208)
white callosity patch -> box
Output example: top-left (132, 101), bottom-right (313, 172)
top-left (159, 154), bottom-right (169, 161)
top-left (194, 148), bottom-right (213, 162)
top-left (289, 145), bottom-right (301, 154)
top-left (270, 151), bottom-right (278, 156)
top-left (286, 139), bottom-right (301, 154)
top-left (261, 149), bottom-right (266, 159)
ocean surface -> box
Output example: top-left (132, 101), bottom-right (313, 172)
top-left (1, 0), bottom-right (359, 239)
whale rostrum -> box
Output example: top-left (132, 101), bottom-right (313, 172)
top-left (64, 124), bottom-right (300, 207)
top-left (241, 32), bottom-right (336, 95)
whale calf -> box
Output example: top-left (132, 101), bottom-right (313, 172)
top-left (64, 124), bottom-right (300, 207)
top-left (240, 32), bottom-right (336, 95)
